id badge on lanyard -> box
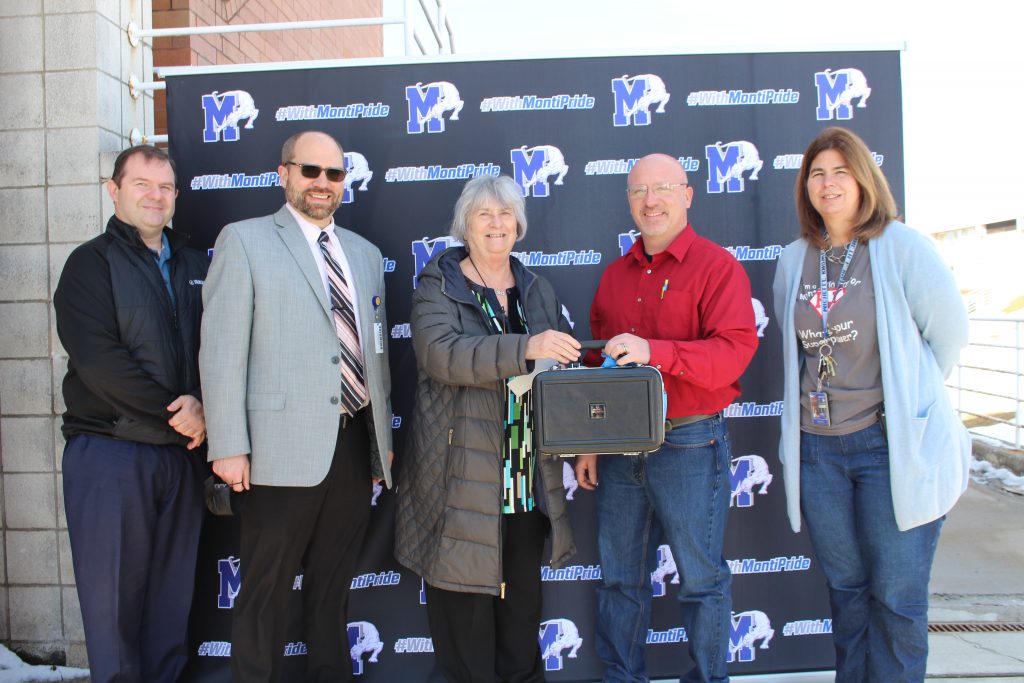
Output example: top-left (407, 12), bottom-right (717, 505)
top-left (809, 238), bottom-right (858, 426)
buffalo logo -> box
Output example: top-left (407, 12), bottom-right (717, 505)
top-left (217, 556), bottom-right (241, 609)
top-left (729, 455), bottom-right (773, 508)
top-left (405, 81), bottom-right (464, 134)
top-left (562, 461), bottom-right (578, 501)
top-left (752, 298), bottom-right (769, 337)
top-left (202, 90), bottom-right (259, 143)
top-left (538, 618), bottom-right (583, 671)
top-left (706, 140), bottom-right (763, 193)
top-left (729, 610), bottom-right (775, 663)
top-left (347, 621), bottom-right (384, 675)
top-left (343, 151), bottom-right (373, 204)
top-left (510, 145), bottom-right (568, 198)
top-left (411, 236), bottom-right (462, 289)
top-left (650, 544), bottom-right (680, 597)
top-left (815, 68), bottom-right (872, 121)
top-left (618, 229), bottom-right (640, 256)
top-left (612, 74), bottom-right (670, 126)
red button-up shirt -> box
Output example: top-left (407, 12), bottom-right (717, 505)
top-left (589, 225), bottom-right (758, 418)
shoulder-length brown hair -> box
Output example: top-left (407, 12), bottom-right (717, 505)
top-left (795, 127), bottom-right (897, 249)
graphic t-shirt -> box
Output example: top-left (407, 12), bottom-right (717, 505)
top-left (794, 244), bottom-right (883, 434)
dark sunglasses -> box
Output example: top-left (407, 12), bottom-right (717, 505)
top-left (284, 161), bottom-right (347, 182)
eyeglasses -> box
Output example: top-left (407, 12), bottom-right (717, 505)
top-left (285, 162), bottom-right (347, 183)
top-left (626, 182), bottom-right (688, 199)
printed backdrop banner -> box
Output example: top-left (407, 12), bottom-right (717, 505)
top-left (165, 49), bottom-right (903, 681)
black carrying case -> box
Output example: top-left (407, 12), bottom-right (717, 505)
top-left (532, 342), bottom-right (665, 455)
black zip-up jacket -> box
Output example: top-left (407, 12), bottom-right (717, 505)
top-left (54, 216), bottom-right (207, 445)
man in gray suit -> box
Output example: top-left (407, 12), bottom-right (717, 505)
top-left (200, 130), bottom-right (393, 682)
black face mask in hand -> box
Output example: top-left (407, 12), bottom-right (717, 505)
top-left (203, 475), bottom-right (247, 516)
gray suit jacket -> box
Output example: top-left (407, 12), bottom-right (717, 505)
top-left (200, 205), bottom-right (393, 487)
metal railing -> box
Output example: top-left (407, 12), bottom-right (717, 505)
top-left (126, 0), bottom-right (455, 145)
top-left (948, 316), bottom-right (1024, 449)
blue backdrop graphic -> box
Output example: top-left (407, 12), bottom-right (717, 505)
top-left (165, 48), bottom-right (904, 681)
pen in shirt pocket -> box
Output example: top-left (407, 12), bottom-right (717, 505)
top-left (660, 279), bottom-right (669, 300)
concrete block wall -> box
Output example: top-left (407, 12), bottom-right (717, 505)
top-left (152, 0), bottom-right (384, 132)
top-left (0, 0), bottom-right (153, 667)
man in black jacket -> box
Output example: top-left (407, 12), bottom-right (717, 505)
top-left (54, 145), bottom-right (208, 683)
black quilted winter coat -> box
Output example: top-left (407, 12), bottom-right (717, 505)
top-left (395, 246), bottom-right (577, 595)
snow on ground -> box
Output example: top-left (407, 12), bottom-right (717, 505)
top-left (971, 457), bottom-right (1024, 495)
top-left (0, 645), bottom-right (88, 682)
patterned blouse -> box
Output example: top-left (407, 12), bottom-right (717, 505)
top-left (467, 278), bottom-right (535, 514)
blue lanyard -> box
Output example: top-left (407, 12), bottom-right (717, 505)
top-left (818, 237), bottom-right (858, 342)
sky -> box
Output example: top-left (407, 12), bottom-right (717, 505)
top-left (383, 0), bottom-right (1024, 233)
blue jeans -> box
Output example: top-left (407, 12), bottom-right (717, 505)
top-left (595, 415), bottom-right (732, 683)
top-left (800, 422), bottom-right (943, 683)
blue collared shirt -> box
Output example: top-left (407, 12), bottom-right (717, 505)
top-left (150, 232), bottom-right (176, 309)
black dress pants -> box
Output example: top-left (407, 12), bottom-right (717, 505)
top-left (425, 510), bottom-right (549, 683)
top-left (230, 412), bottom-right (372, 683)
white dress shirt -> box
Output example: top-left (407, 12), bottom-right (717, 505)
top-left (286, 203), bottom-right (366, 350)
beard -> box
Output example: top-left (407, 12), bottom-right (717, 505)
top-left (286, 184), bottom-right (341, 221)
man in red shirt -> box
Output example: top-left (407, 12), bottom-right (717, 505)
top-left (575, 153), bottom-right (757, 683)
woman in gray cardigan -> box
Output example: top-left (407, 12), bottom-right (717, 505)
top-left (772, 127), bottom-right (970, 683)
top-left (395, 175), bottom-right (580, 683)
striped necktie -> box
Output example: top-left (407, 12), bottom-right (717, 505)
top-left (317, 231), bottom-right (367, 416)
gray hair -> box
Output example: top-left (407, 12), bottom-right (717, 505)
top-left (450, 175), bottom-right (528, 244)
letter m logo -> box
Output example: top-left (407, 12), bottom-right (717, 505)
top-left (618, 230), bottom-right (639, 256)
top-left (202, 92), bottom-right (239, 143)
top-left (815, 70), bottom-right (852, 121)
top-left (411, 236), bottom-right (459, 289)
top-left (510, 147), bottom-right (549, 198)
top-left (729, 457), bottom-right (754, 508)
top-left (612, 76), bottom-right (649, 127)
top-left (217, 556), bottom-right (241, 609)
top-left (406, 84), bottom-right (442, 134)
top-left (347, 624), bottom-right (366, 675)
top-left (729, 612), bottom-right (755, 663)
top-left (538, 621), bottom-right (564, 671)
top-left (705, 143), bottom-right (742, 194)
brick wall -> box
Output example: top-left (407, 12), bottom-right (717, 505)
top-left (151, 0), bottom-right (384, 132)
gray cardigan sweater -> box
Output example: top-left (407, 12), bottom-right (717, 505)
top-left (395, 247), bottom-right (576, 595)
top-left (773, 221), bottom-right (970, 532)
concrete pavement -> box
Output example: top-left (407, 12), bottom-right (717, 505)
top-left (925, 478), bottom-right (1024, 681)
